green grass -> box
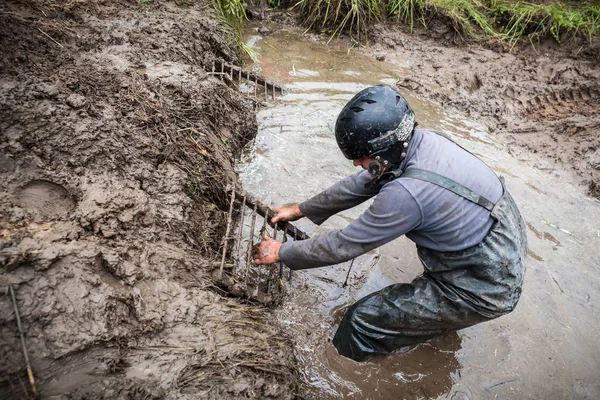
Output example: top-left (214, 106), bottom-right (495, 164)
top-left (212, 0), bottom-right (257, 61)
top-left (295, 0), bottom-right (383, 41)
top-left (492, 1), bottom-right (600, 43)
top-left (430, 0), bottom-right (496, 37)
top-left (212, 0), bottom-right (599, 50)
top-left (388, 0), bottom-right (426, 31)
top-left (291, 0), bottom-right (600, 43)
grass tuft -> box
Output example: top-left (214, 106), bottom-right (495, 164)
top-left (212, 0), bottom-right (258, 61)
top-left (295, 0), bottom-right (383, 41)
top-left (289, 0), bottom-right (600, 44)
top-left (492, 1), bottom-right (600, 44)
top-left (431, 0), bottom-right (496, 37)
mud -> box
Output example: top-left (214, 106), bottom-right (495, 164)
top-left (2, 1), bottom-right (599, 399)
top-left (1, 1), bottom-right (296, 399)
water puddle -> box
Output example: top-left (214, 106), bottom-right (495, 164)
top-left (237, 23), bottom-right (600, 400)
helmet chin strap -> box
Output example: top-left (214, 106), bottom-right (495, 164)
top-left (367, 160), bottom-right (385, 177)
top-left (364, 134), bottom-right (413, 188)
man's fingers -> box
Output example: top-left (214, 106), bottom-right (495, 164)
top-left (271, 209), bottom-right (288, 224)
top-left (253, 236), bottom-right (281, 265)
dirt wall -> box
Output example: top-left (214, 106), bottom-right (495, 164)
top-left (0, 1), bottom-right (296, 398)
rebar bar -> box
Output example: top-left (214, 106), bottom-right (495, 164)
top-left (219, 183), bottom-right (236, 277)
top-left (253, 215), bottom-right (270, 297)
top-left (245, 203), bottom-right (258, 286)
top-left (289, 231), bottom-right (297, 285)
top-left (9, 284), bottom-right (37, 396)
top-left (233, 195), bottom-right (247, 269)
top-left (267, 222), bottom-right (279, 294)
top-left (246, 70), bottom-right (250, 97)
top-left (236, 192), bottom-right (309, 240)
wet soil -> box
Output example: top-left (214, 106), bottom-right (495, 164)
top-left (1, 1), bottom-right (296, 398)
top-left (2, 1), bottom-right (599, 399)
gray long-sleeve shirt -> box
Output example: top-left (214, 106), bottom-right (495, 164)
top-left (278, 128), bottom-right (503, 270)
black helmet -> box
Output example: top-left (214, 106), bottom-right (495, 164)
top-left (335, 85), bottom-right (416, 167)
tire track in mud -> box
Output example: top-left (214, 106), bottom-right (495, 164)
top-left (507, 84), bottom-right (600, 121)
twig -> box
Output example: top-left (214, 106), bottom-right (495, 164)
top-left (37, 27), bottom-right (63, 48)
top-left (488, 378), bottom-right (517, 389)
top-left (9, 284), bottom-right (37, 396)
top-left (342, 258), bottom-right (355, 287)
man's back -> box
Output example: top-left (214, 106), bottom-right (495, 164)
top-left (389, 128), bottom-right (504, 251)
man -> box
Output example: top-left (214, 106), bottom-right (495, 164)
top-left (254, 85), bottom-right (527, 362)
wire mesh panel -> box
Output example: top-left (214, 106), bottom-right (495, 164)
top-left (210, 60), bottom-right (284, 100)
top-left (215, 185), bottom-right (308, 305)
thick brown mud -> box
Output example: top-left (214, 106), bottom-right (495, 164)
top-left (2, 2), bottom-right (599, 399)
top-left (1, 1), bottom-right (296, 399)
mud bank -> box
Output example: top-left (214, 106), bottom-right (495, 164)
top-left (362, 22), bottom-right (600, 198)
top-left (0, 1), bottom-right (296, 398)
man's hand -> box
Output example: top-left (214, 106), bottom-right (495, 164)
top-left (253, 234), bottom-right (282, 265)
top-left (271, 205), bottom-right (304, 224)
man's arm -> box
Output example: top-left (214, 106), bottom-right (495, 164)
top-left (279, 183), bottom-right (422, 269)
top-left (299, 170), bottom-right (381, 226)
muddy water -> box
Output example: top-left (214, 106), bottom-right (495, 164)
top-left (237, 24), bottom-right (600, 399)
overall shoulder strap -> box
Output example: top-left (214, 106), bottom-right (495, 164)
top-left (401, 168), bottom-right (495, 211)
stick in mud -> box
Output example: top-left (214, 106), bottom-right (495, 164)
top-left (267, 222), bottom-right (279, 295)
top-left (289, 231), bottom-right (297, 285)
top-left (343, 258), bottom-right (355, 287)
top-left (246, 70), bottom-right (250, 97)
top-left (254, 215), bottom-right (269, 297)
top-left (9, 284), bottom-right (37, 396)
top-left (219, 183), bottom-right (236, 277)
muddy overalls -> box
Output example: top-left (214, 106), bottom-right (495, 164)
top-left (332, 169), bottom-right (528, 362)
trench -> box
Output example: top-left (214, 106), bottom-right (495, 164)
top-left (236, 23), bottom-right (600, 399)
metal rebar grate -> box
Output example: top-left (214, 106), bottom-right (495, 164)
top-left (210, 60), bottom-right (285, 100)
top-left (215, 184), bottom-right (308, 304)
